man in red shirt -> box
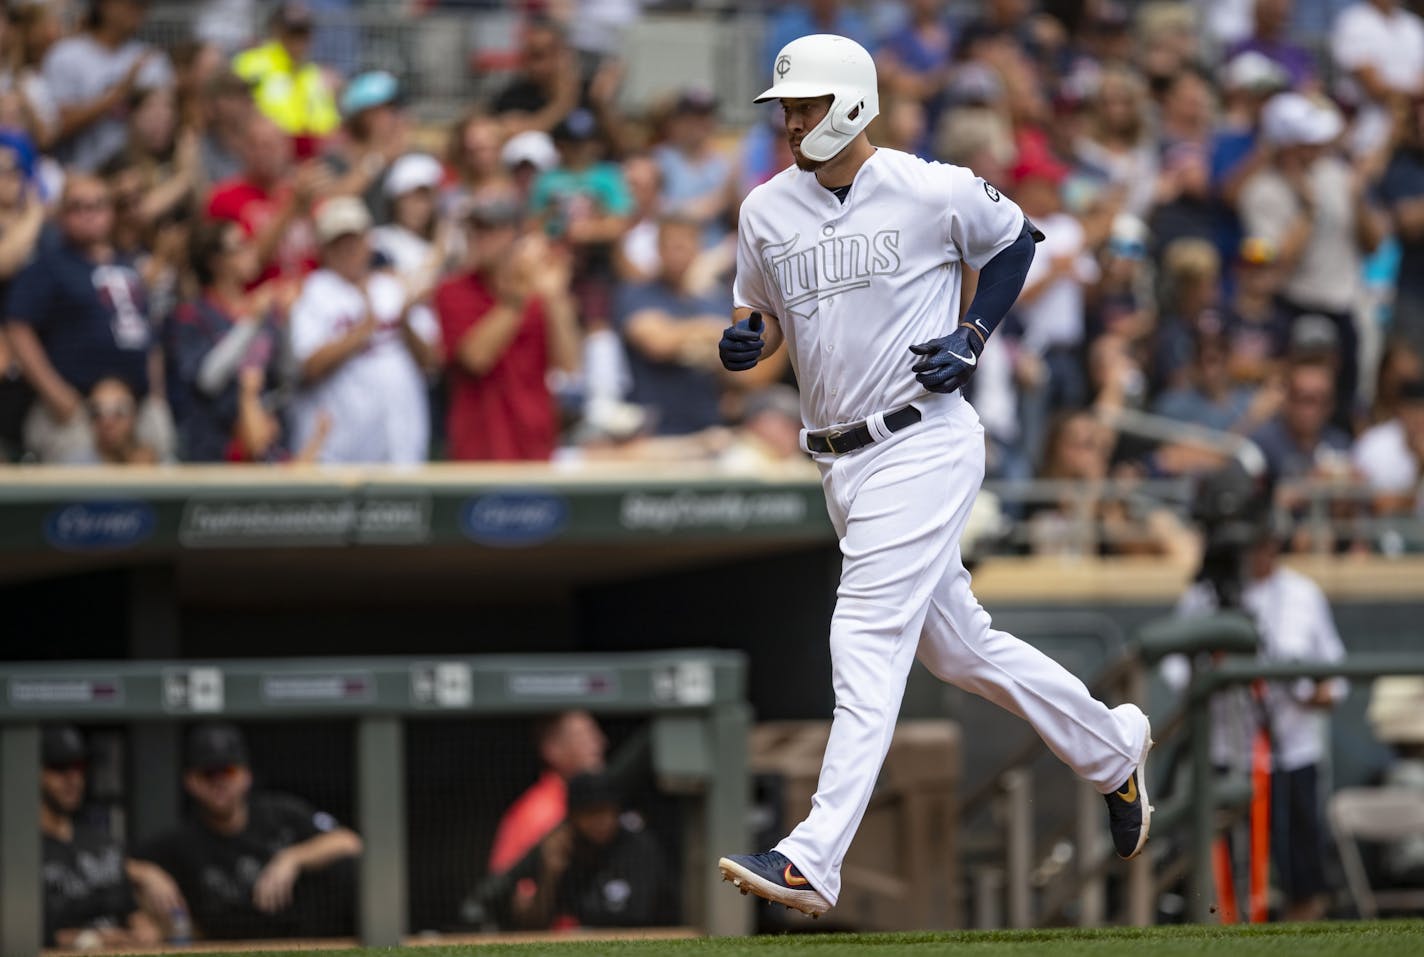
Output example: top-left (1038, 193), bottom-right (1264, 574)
top-left (434, 196), bottom-right (581, 460)
top-left (487, 710), bottom-right (607, 876)
top-left (206, 113), bottom-right (332, 285)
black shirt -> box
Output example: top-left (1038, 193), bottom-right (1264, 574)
top-left (43, 825), bottom-right (136, 946)
top-left (554, 825), bottom-right (675, 927)
top-left (136, 791), bottom-right (348, 940)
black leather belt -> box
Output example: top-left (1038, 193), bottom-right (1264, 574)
top-left (806, 405), bottom-right (922, 455)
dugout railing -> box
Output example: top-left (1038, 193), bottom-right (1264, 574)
top-left (965, 612), bottom-right (1424, 929)
top-left (0, 650), bottom-right (751, 957)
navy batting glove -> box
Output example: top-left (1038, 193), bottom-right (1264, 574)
top-left (909, 325), bottom-right (982, 394)
top-left (719, 312), bottom-right (765, 372)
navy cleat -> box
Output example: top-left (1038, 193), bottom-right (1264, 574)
top-left (1106, 730), bottom-right (1155, 860)
top-left (718, 850), bottom-right (831, 917)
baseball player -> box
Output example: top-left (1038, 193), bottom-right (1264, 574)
top-left (716, 35), bottom-right (1154, 918)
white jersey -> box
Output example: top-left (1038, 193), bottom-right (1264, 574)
top-left (733, 148), bottom-right (1025, 431)
top-left (289, 268), bottom-right (439, 465)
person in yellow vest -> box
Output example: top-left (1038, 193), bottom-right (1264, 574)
top-left (232, 1), bottom-right (338, 159)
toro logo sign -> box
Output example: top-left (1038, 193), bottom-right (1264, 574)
top-left (460, 492), bottom-right (568, 547)
top-left (44, 502), bottom-right (155, 551)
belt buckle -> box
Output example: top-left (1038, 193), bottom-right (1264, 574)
top-left (824, 428), bottom-right (846, 454)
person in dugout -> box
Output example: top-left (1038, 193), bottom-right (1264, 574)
top-left (131, 722), bottom-right (362, 940)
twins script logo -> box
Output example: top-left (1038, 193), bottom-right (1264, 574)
top-left (762, 230), bottom-right (902, 320)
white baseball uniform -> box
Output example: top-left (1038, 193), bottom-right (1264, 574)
top-left (289, 268), bottom-right (439, 464)
top-left (733, 147), bottom-right (1150, 904)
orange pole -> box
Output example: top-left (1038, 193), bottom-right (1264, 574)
top-left (1249, 682), bottom-right (1272, 923)
top-left (1212, 837), bottom-right (1240, 924)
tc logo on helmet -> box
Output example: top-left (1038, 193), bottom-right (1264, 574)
top-left (776, 55), bottom-right (791, 78)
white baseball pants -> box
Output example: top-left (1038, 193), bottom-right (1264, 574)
top-left (775, 391), bottom-right (1149, 906)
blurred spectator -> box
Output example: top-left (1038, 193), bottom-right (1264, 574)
top-left (616, 215), bottom-right (733, 436)
top-left (169, 218), bottom-right (281, 462)
top-left (1211, 52), bottom-right (1291, 272)
top-left (4, 173), bottom-right (173, 463)
top-left (1029, 409), bottom-right (1198, 559)
top-left (1165, 528), bottom-right (1348, 922)
top-left (1089, 212), bottom-right (1154, 343)
top-left (4, 0), bottom-right (65, 152)
top-left (196, 70), bottom-right (257, 184)
top-left (1074, 64), bottom-right (1158, 217)
top-left (1239, 92), bottom-right (1385, 420)
top-left (1249, 358), bottom-right (1353, 482)
top-left (1152, 313), bottom-right (1263, 435)
top-left (331, 70), bottom-right (407, 223)
top-left (1369, 338), bottom-right (1424, 425)
top-left (208, 112), bottom-right (331, 286)
top-left (935, 103), bottom-right (1015, 187)
top-left (1377, 94), bottom-right (1424, 356)
top-left (1222, 237), bottom-right (1293, 385)
top-left (232, 1), bottom-right (338, 158)
top-left (1014, 153), bottom-right (1098, 415)
top-left (170, 38), bottom-right (225, 133)
top-left (955, 0), bottom-right (1038, 62)
top-left (764, 0), bottom-right (873, 70)
top-left (489, 710), bottom-right (607, 876)
top-left (288, 196), bottom-right (439, 464)
top-left (373, 153), bottom-right (449, 286)
top-left (533, 108), bottom-right (631, 327)
top-left (1153, 238), bottom-right (1222, 393)
top-left (719, 384), bottom-right (808, 471)
top-left (490, 17), bottom-right (579, 137)
top-left (875, 0), bottom-right (954, 157)
top-left (654, 88), bottom-right (733, 248)
top-left (40, 725), bottom-right (166, 949)
top-left (435, 197), bottom-right (580, 462)
top-left (508, 772), bottom-right (674, 930)
top-left (86, 376), bottom-right (157, 464)
top-left (1149, 66), bottom-right (1218, 252)
top-left (500, 128), bottom-right (558, 205)
top-left (1224, 0), bottom-right (1317, 90)
top-left (44, 0), bottom-right (174, 172)
top-left (134, 723), bottom-right (362, 940)
top-left (104, 85), bottom-right (203, 245)
top-left (1331, 0), bottom-right (1424, 157)
top-left (445, 112), bottom-right (519, 211)
top-left (1351, 376), bottom-right (1424, 514)
top-left (614, 151), bottom-right (662, 284)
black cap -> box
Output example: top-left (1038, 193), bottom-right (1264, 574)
top-left (553, 108), bottom-right (598, 143)
top-left (42, 725), bottom-right (86, 767)
top-left (186, 722), bottom-right (249, 771)
top-left (675, 88), bottom-right (718, 114)
top-left (566, 772), bottom-right (620, 812)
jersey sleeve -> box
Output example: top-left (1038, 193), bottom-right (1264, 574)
top-left (287, 278), bottom-right (338, 362)
top-left (940, 164), bottom-right (1026, 270)
top-left (731, 199), bottom-right (776, 315)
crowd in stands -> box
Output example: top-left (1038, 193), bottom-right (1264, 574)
top-left (0, 0), bottom-right (1420, 546)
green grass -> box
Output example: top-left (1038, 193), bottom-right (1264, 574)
top-left (169, 920), bottom-right (1424, 957)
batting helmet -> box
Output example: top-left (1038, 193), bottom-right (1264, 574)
top-left (755, 34), bottom-right (880, 163)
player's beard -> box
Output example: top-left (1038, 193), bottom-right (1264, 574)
top-left (790, 139), bottom-right (823, 172)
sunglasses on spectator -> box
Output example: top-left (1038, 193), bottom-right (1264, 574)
top-left (89, 399), bottom-right (135, 420)
top-left (197, 765), bottom-right (242, 781)
top-left (44, 761), bottom-right (86, 774)
top-left (64, 197), bottom-right (112, 213)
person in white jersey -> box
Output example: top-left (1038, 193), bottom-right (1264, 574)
top-left (715, 34), bottom-right (1154, 918)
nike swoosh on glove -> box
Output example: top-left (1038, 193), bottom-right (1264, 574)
top-left (720, 312), bottom-right (765, 372)
top-left (909, 326), bottom-right (982, 394)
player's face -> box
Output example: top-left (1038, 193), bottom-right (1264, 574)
top-left (41, 765), bottom-right (86, 816)
top-left (185, 765), bottom-right (252, 819)
top-left (781, 96), bottom-right (834, 171)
